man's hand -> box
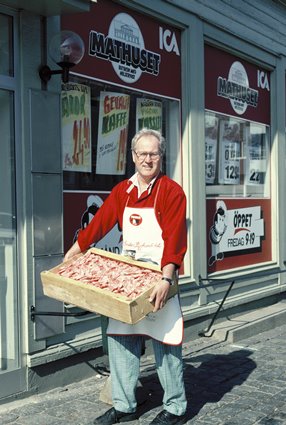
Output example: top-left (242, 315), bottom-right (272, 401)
top-left (64, 241), bottom-right (81, 262)
top-left (149, 280), bottom-right (170, 312)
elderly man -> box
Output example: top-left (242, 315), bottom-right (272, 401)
top-left (64, 128), bottom-right (188, 425)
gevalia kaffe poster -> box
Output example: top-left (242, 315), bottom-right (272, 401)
top-left (96, 91), bottom-right (130, 175)
top-left (61, 0), bottom-right (181, 99)
top-left (205, 45), bottom-right (271, 272)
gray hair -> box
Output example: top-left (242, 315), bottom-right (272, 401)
top-left (131, 128), bottom-right (166, 155)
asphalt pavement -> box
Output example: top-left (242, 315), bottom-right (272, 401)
top-left (1, 323), bottom-right (286, 424)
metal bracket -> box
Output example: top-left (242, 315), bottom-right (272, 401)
top-left (198, 276), bottom-right (235, 337)
top-left (30, 305), bottom-right (90, 322)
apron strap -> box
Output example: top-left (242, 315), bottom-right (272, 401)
top-left (154, 178), bottom-right (162, 210)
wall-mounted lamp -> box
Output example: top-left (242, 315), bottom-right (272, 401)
top-left (39, 30), bottom-right (85, 84)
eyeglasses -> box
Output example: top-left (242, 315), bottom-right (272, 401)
top-left (133, 151), bottom-right (161, 161)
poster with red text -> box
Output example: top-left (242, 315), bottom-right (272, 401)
top-left (62, 83), bottom-right (91, 172)
top-left (207, 198), bottom-right (271, 272)
top-left (96, 91), bottom-right (130, 175)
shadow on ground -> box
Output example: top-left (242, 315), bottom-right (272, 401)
top-left (136, 349), bottom-right (256, 421)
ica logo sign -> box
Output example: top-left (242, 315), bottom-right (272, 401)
top-left (159, 27), bottom-right (180, 56)
top-left (257, 70), bottom-right (270, 91)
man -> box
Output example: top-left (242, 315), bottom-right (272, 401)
top-left (64, 128), bottom-right (188, 425)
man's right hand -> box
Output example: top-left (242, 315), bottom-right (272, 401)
top-left (64, 241), bottom-right (81, 262)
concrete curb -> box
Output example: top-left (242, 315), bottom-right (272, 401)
top-left (203, 301), bottom-right (286, 342)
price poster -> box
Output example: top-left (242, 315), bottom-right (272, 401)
top-left (96, 91), bottom-right (130, 175)
top-left (61, 83), bottom-right (92, 172)
top-left (245, 123), bottom-right (268, 185)
top-left (205, 113), bottom-right (218, 184)
top-left (136, 99), bottom-right (162, 133)
top-left (218, 119), bottom-right (241, 184)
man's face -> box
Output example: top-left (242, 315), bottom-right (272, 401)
top-left (132, 134), bottom-right (162, 182)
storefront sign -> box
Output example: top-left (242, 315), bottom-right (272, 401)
top-left (205, 45), bottom-right (270, 124)
top-left (61, 83), bottom-right (92, 172)
top-left (89, 13), bottom-right (160, 84)
top-left (217, 61), bottom-right (258, 115)
top-left (61, 0), bottom-right (181, 99)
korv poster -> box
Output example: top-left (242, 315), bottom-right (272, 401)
top-left (207, 198), bottom-right (271, 272)
top-left (96, 92), bottom-right (130, 175)
top-left (61, 83), bottom-right (91, 172)
top-left (218, 119), bottom-right (241, 185)
top-left (205, 113), bottom-right (218, 184)
top-left (136, 99), bottom-right (162, 133)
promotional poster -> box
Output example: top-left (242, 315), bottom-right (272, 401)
top-left (61, 83), bottom-right (92, 172)
top-left (96, 91), bottom-right (130, 175)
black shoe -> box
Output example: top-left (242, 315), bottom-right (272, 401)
top-left (92, 407), bottom-right (137, 424)
top-left (150, 409), bottom-right (187, 425)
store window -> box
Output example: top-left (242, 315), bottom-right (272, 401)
top-left (205, 111), bottom-right (270, 197)
top-left (63, 77), bottom-right (180, 193)
top-left (62, 77), bottom-right (181, 253)
top-left (204, 44), bottom-right (272, 272)
top-left (61, 0), bottom-right (182, 254)
top-left (0, 90), bottom-right (19, 377)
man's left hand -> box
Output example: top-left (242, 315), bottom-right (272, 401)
top-left (149, 280), bottom-right (170, 312)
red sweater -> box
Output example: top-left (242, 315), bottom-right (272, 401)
top-left (77, 174), bottom-right (187, 269)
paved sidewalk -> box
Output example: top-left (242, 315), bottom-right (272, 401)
top-left (1, 324), bottom-right (286, 424)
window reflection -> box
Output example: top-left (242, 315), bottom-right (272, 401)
top-left (0, 13), bottom-right (13, 76)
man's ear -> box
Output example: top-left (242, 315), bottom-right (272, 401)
top-left (131, 151), bottom-right (136, 164)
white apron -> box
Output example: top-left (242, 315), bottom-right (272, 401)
top-left (107, 184), bottom-right (183, 345)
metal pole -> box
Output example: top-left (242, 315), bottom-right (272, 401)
top-left (198, 279), bottom-right (235, 337)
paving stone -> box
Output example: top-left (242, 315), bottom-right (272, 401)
top-left (1, 324), bottom-right (286, 424)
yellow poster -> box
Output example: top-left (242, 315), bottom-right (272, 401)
top-left (61, 83), bottom-right (92, 172)
top-left (96, 92), bottom-right (130, 175)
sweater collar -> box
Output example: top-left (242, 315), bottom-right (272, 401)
top-left (127, 172), bottom-right (160, 195)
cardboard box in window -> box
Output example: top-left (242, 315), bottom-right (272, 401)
top-left (40, 248), bottom-right (178, 324)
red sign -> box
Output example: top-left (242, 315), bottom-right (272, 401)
top-left (63, 191), bottom-right (122, 254)
top-left (206, 198), bottom-right (271, 272)
top-left (205, 45), bottom-right (270, 124)
top-left (62, 0), bottom-right (181, 99)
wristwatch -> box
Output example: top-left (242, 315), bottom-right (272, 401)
top-left (161, 277), bottom-right (174, 285)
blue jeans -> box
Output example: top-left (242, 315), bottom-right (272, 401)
top-left (108, 335), bottom-right (187, 415)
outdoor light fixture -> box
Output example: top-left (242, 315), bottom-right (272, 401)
top-left (39, 30), bottom-right (85, 84)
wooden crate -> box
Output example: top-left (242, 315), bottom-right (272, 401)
top-left (40, 248), bottom-right (178, 324)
